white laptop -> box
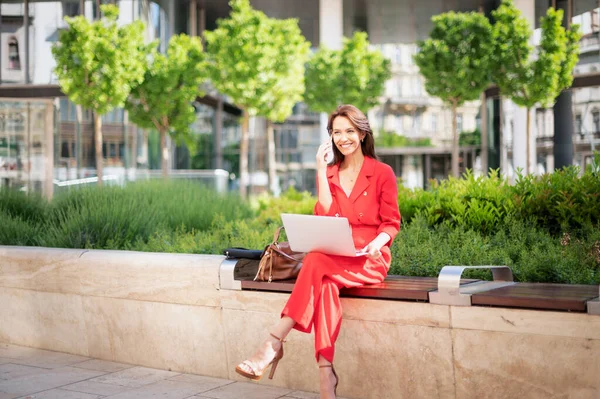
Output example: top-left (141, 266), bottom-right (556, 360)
top-left (280, 213), bottom-right (367, 257)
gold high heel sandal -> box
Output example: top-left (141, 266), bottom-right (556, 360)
top-left (235, 333), bottom-right (285, 381)
top-left (319, 364), bottom-right (339, 396)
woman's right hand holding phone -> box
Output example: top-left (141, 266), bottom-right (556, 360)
top-left (316, 141), bottom-right (333, 171)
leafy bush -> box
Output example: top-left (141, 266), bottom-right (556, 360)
top-left (0, 212), bottom-right (43, 246)
top-left (512, 166), bottom-right (600, 235)
top-left (0, 189), bottom-right (47, 224)
top-left (376, 131), bottom-right (432, 148)
top-left (390, 215), bottom-right (599, 284)
top-left (398, 169), bottom-right (514, 234)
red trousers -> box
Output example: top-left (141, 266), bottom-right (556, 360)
top-left (281, 247), bottom-right (390, 363)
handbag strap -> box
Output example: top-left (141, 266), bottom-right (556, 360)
top-left (272, 226), bottom-right (285, 244)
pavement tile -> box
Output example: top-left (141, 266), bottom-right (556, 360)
top-left (0, 392), bottom-right (19, 399)
top-left (283, 392), bottom-right (352, 399)
top-left (0, 346), bottom-right (89, 370)
top-left (103, 379), bottom-right (210, 399)
top-left (0, 359), bottom-right (13, 366)
top-left (72, 360), bottom-right (133, 373)
top-left (0, 366), bottom-right (106, 397)
top-left (166, 374), bottom-right (231, 392)
top-left (87, 366), bottom-right (180, 388)
top-left (194, 381), bottom-right (292, 399)
top-left (16, 387), bottom-right (103, 398)
top-left (0, 365), bottom-right (46, 382)
top-left (61, 380), bottom-right (133, 396)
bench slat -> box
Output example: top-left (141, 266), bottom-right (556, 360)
top-left (240, 276), bottom-right (480, 301)
top-left (471, 283), bottom-right (600, 312)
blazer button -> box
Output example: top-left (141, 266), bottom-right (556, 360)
top-left (363, 191), bottom-right (367, 196)
top-left (358, 213), bottom-right (363, 217)
top-left (335, 213), bottom-right (339, 217)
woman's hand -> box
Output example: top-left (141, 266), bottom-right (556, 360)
top-left (316, 141), bottom-right (332, 171)
top-left (361, 242), bottom-right (382, 260)
top-left (361, 233), bottom-right (391, 260)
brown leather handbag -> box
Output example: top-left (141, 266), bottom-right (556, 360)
top-left (254, 226), bottom-right (305, 282)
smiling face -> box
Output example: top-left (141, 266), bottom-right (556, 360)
top-left (331, 116), bottom-right (365, 158)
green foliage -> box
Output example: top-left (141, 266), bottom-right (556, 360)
top-left (491, 1), bottom-right (582, 109)
top-left (127, 34), bottom-right (207, 149)
top-left (390, 215), bottom-right (599, 284)
top-left (415, 12), bottom-right (494, 107)
top-left (398, 169), bottom-right (514, 234)
top-left (204, 0), bottom-right (310, 120)
top-left (305, 32), bottom-right (391, 113)
top-left (52, 4), bottom-right (150, 115)
top-left (2, 172), bottom-right (598, 284)
top-left (191, 134), bottom-right (214, 170)
top-left (0, 213), bottom-right (42, 246)
top-left (375, 131), bottom-right (432, 147)
top-left (0, 189), bottom-right (47, 224)
top-left (459, 129), bottom-right (481, 146)
top-left (512, 166), bottom-right (600, 234)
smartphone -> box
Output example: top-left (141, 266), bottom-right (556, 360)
top-left (325, 147), bottom-right (334, 164)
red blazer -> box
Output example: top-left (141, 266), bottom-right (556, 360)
top-left (314, 156), bottom-right (401, 250)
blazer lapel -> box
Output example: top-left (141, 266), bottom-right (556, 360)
top-left (348, 156), bottom-right (375, 203)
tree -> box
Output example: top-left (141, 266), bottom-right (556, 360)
top-left (491, 0), bottom-right (581, 174)
top-left (205, 0), bottom-right (309, 198)
top-left (305, 32), bottom-right (391, 114)
top-left (414, 11), bottom-right (494, 177)
top-left (126, 34), bottom-right (207, 178)
top-left (52, 4), bottom-right (149, 185)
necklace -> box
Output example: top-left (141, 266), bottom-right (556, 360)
top-left (343, 163), bottom-right (363, 182)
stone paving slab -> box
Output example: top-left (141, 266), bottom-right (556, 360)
top-left (0, 344), bottom-right (350, 399)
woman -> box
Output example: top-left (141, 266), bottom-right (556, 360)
top-left (235, 104), bottom-right (401, 399)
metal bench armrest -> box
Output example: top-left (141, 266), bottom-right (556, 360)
top-left (219, 258), bottom-right (241, 290)
top-left (429, 265), bottom-right (513, 306)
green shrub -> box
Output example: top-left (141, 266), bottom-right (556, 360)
top-left (390, 215), bottom-right (599, 284)
top-left (0, 211), bottom-right (43, 246)
top-left (0, 189), bottom-right (47, 224)
top-left (42, 180), bottom-right (252, 249)
top-left (398, 169), bottom-right (514, 234)
top-left (512, 166), bottom-right (600, 235)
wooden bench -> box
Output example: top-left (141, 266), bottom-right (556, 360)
top-left (222, 258), bottom-right (600, 314)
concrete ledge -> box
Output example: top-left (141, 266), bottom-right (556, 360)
top-left (1, 246), bottom-right (599, 399)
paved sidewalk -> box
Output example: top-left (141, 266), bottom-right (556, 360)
top-left (0, 344), bottom-right (348, 399)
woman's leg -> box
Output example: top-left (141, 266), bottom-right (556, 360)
top-left (235, 316), bottom-right (295, 376)
top-left (313, 277), bottom-right (343, 363)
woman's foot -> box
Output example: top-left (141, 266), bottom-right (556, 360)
top-left (319, 364), bottom-right (338, 399)
top-left (235, 333), bottom-right (284, 380)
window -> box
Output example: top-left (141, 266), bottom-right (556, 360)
top-left (62, 1), bottom-right (80, 17)
top-left (537, 110), bottom-right (545, 137)
top-left (8, 37), bottom-right (21, 70)
top-left (431, 113), bottom-right (438, 132)
top-left (456, 113), bottom-right (463, 133)
top-left (575, 114), bottom-right (582, 134)
top-left (593, 110), bottom-right (600, 133)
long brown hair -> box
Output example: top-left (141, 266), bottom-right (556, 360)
top-left (327, 104), bottom-right (377, 164)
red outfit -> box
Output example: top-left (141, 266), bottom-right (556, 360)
top-left (281, 156), bottom-right (401, 362)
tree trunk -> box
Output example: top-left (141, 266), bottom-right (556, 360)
top-left (239, 109), bottom-right (249, 199)
top-left (94, 113), bottom-right (103, 186)
top-left (160, 128), bottom-right (169, 179)
top-left (451, 102), bottom-right (459, 177)
top-left (266, 120), bottom-right (278, 195)
top-left (480, 92), bottom-right (488, 176)
top-left (526, 107), bottom-right (531, 175)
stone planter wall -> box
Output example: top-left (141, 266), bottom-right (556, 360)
top-left (1, 246), bottom-right (599, 399)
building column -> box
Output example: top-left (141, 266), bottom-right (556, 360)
top-left (214, 97), bottom-right (223, 170)
top-left (512, 0), bottom-right (536, 175)
top-left (553, 0), bottom-right (574, 170)
top-left (319, 0), bottom-right (343, 142)
top-left (24, 0), bottom-right (30, 84)
top-left (189, 0), bottom-right (197, 36)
